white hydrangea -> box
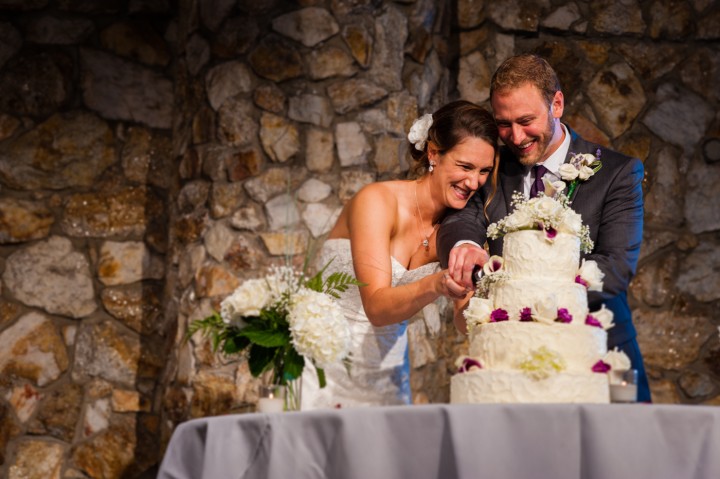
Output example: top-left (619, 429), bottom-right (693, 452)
top-left (577, 259), bottom-right (605, 291)
top-left (288, 288), bottom-right (351, 368)
top-left (220, 279), bottom-right (272, 326)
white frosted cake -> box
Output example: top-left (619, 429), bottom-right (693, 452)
top-left (450, 193), bottom-right (630, 404)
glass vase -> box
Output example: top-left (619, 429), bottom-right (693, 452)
top-left (284, 376), bottom-right (302, 411)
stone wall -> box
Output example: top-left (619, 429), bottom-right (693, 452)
top-left (0, 0), bottom-right (718, 477)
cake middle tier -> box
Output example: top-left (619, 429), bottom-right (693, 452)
top-left (468, 321), bottom-right (608, 373)
top-left (489, 279), bottom-right (589, 322)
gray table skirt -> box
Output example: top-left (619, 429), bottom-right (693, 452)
top-left (157, 403), bottom-right (720, 479)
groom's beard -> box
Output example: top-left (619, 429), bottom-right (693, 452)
top-left (514, 114), bottom-right (556, 167)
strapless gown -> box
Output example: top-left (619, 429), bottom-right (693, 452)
top-left (301, 238), bottom-right (440, 409)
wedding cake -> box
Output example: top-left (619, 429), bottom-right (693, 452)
top-left (450, 193), bottom-right (630, 404)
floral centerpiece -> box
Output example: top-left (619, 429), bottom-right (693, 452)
top-left (188, 261), bottom-right (362, 410)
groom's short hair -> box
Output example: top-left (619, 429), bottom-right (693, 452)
top-left (490, 53), bottom-right (562, 108)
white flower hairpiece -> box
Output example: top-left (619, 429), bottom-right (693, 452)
top-left (407, 113), bottom-right (433, 151)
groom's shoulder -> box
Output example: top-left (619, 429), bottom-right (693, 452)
top-left (568, 127), bottom-right (641, 168)
top-left (498, 147), bottom-right (525, 174)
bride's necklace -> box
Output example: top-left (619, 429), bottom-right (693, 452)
top-left (414, 180), bottom-right (436, 251)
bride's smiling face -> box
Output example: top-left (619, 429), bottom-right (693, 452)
top-left (429, 136), bottom-right (495, 209)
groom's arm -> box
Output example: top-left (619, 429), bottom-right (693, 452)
top-left (436, 191), bottom-right (489, 269)
top-left (584, 155), bottom-right (644, 307)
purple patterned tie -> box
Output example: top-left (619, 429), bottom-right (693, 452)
top-left (530, 164), bottom-right (548, 198)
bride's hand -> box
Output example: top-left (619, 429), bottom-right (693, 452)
top-left (439, 270), bottom-right (472, 300)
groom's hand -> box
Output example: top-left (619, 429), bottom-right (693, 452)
top-left (448, 244), bottom-right (489, 290)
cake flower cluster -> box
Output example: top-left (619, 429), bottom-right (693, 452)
top-left (487, 192), bottom-right (594, 253)
top-left (189, 263), bottom-right (361, 390)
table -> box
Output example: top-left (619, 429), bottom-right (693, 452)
top-left (157, 403), bottom-right (720, 479)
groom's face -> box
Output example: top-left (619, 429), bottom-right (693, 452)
top-left (491, 83), bottom-right (564, 167)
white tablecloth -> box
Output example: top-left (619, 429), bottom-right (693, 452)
top-left (157, 403), bottom-right (720, 479)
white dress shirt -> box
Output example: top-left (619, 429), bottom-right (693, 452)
top-left (521, 123), bottom-right (571, 195)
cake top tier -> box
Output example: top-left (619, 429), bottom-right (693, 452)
top-left (487, 192), bottom-right (593, 253)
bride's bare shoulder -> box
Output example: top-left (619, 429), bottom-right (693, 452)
top-left (353, 180), bottom-right (406, 202)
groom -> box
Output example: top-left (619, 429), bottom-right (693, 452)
top-left (438, 53), bottom-right (651, 402)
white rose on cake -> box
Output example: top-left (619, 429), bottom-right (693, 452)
top-left (503, 207), bottom-right (534, 230)
top-left (532, 195), bottom-right (565, 222)
top-left (603, 347), bottom-right (632, 384)
top-left (464, 297), bottom-right (494, 329)
top-left (559, 208), bottom-right (583, 235)
top-left (576, 259), bottom-right (604, 291)
top-left (588, 304), bottom-right (614, 330)
top-left (533, 295), bottom-right (559, 324)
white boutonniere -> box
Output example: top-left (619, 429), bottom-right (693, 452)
top-left (559, 148), bottom-right (602, 198)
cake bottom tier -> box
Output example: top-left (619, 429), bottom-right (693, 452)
top-left (450, 369), bottom-right (610, 404)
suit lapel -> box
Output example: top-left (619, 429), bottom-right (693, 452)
top-left (499, 149), bottom-right (525, 215)
top-left (564, 127), bottom-right (596, 203)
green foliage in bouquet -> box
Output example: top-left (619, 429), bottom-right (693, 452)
top-left (187, 260), bottom-right (362, 389)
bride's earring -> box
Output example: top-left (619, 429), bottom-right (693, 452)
top-left (428, 161), bottom-right (436, 172)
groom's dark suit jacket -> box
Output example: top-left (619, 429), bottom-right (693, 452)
top-left (438, 126), bottom-right (650, 401)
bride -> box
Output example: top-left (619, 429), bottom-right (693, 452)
top-left (302, 100), bottom-right (499, 409)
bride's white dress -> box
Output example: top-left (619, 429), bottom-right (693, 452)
top-left (301, 238), bottom-right (440, 409)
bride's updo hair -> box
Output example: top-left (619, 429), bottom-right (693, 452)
top-left (408, 100), bottom-right (499, 177)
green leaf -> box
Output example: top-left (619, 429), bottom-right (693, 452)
top-left (316, 367), bottom-right (327, 389)
top-left (237, 325), bottom-right (290, 347)
top-left (222, 334), bottom-right (250, 355)
top-left (281, 347), bottom-right (304, 381)
top-left (324, 271), bottom-right (366, 297)
top-left (247, 344), bottom-right (278, 377)
top-left (186, 312), bottom-right (225, 343)
top-left (303, 271), bottom-right (324, 292)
